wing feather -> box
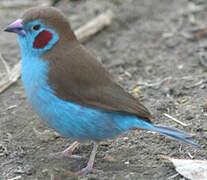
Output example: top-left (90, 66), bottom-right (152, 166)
top-left (44, 42), bottom-right (152, 122)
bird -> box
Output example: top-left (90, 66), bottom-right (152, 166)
top-left (4, 7), bottom-right (199, 175)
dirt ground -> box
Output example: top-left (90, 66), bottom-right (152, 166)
top-left (0, 0), bottom-right (207, 179)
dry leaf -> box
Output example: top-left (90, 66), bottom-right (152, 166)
top-left (160, 155), bottom-right (207, 180)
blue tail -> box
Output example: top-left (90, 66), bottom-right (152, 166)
top-left (119, 116), bottom-right (200, 146)
top-left (120, 116), bottom-right (200, 147)
top-left (152, 125), bottom-right (200, 147)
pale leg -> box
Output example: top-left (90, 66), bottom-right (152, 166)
top-left (48, 141), bottom-right (84, 159)
top-left (77, 142), bottom-right (102, 175)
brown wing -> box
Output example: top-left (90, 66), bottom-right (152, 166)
top-left (44, 41), bottom-right (152, 122)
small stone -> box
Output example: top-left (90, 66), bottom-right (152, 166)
top-left (105, 39), bottom-right (112, 47)
top-left (105, 155), bottom-right (117, 162)
top-left (26, 167), bottom-right (35, 176)
top-left (125, 174), bottom-right (131, 179)
top-left (123, 137), bottom-right (129, 141)
top-left (203, 102), bottom-right (207, 111)
top-left (78, 177), bottom-right (88, 180)
top-left (125, 173), bottom-right (134, 179)
top-left (178, 64), bottom-right (184, 69)
top-left (42, 168), bottom-right (49, 176)
top-left (87, 174), bottom-right (98, 179)
top-left (14, 169), bottom-right (25, 174)
top-left (186, 115), bottom-right (194, 120)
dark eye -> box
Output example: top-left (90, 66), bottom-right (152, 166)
top-left (32, 24), bottom-right (41, 31)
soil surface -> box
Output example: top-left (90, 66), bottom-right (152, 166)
top-left (0, 0), bottom-right (207, 179)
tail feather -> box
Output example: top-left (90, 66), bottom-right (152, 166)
top-left (153, 125), bottom-right (200, 147)
top-left (123, 116), bottom-right (200, 146)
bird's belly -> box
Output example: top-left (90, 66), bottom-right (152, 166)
top-left (40, 98), bottom-right (129, 140)
top-left (24, 83), bottom-right (136, 141)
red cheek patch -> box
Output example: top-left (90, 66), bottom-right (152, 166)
top-left (33, 30), bottom-right (53, 49)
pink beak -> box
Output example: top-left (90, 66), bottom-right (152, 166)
top-left (4, 19), bottom-right (25, 36)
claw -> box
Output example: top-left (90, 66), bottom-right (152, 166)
top-left (77, 166), bottom-right (103, 176)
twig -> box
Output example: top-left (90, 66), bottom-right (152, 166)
top-left (134, 75), bottom-right (206, 91)
top-left (32, 127), bottom-right (60, 142)
top-left (163, 113), bottom-right (188, 127)
top-left (0, 1), bottom-right (50, 9)
top-left (7, 176), bottom-right (22, 180)
top-left (75, 10), bottom-right (115, 43)
top-left (187, 152), bottom-right (193, 159)
top-left (199, 55), bottom-right (207, 68)
top-left (0, 10), bottom-right (115, 94)
top-left (0, 61), bottom-right (21, 94)
top-left (167, 173), bottom-right (179, 179)
top-left (184, 28), bottom-right (207, 41)
top-left (135, 77), bottom-right (172, 89)
top-left (191, 28), bottom-right (207, 40)
top-left (0, 54), bottom-right (10, 75)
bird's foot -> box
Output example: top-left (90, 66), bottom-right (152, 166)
top-left (47, 151), bottom-right (86, 160)
top-left (44, 141), bottom-right (85, 160)
top-left (77, 166), bottom-right (103, 176)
